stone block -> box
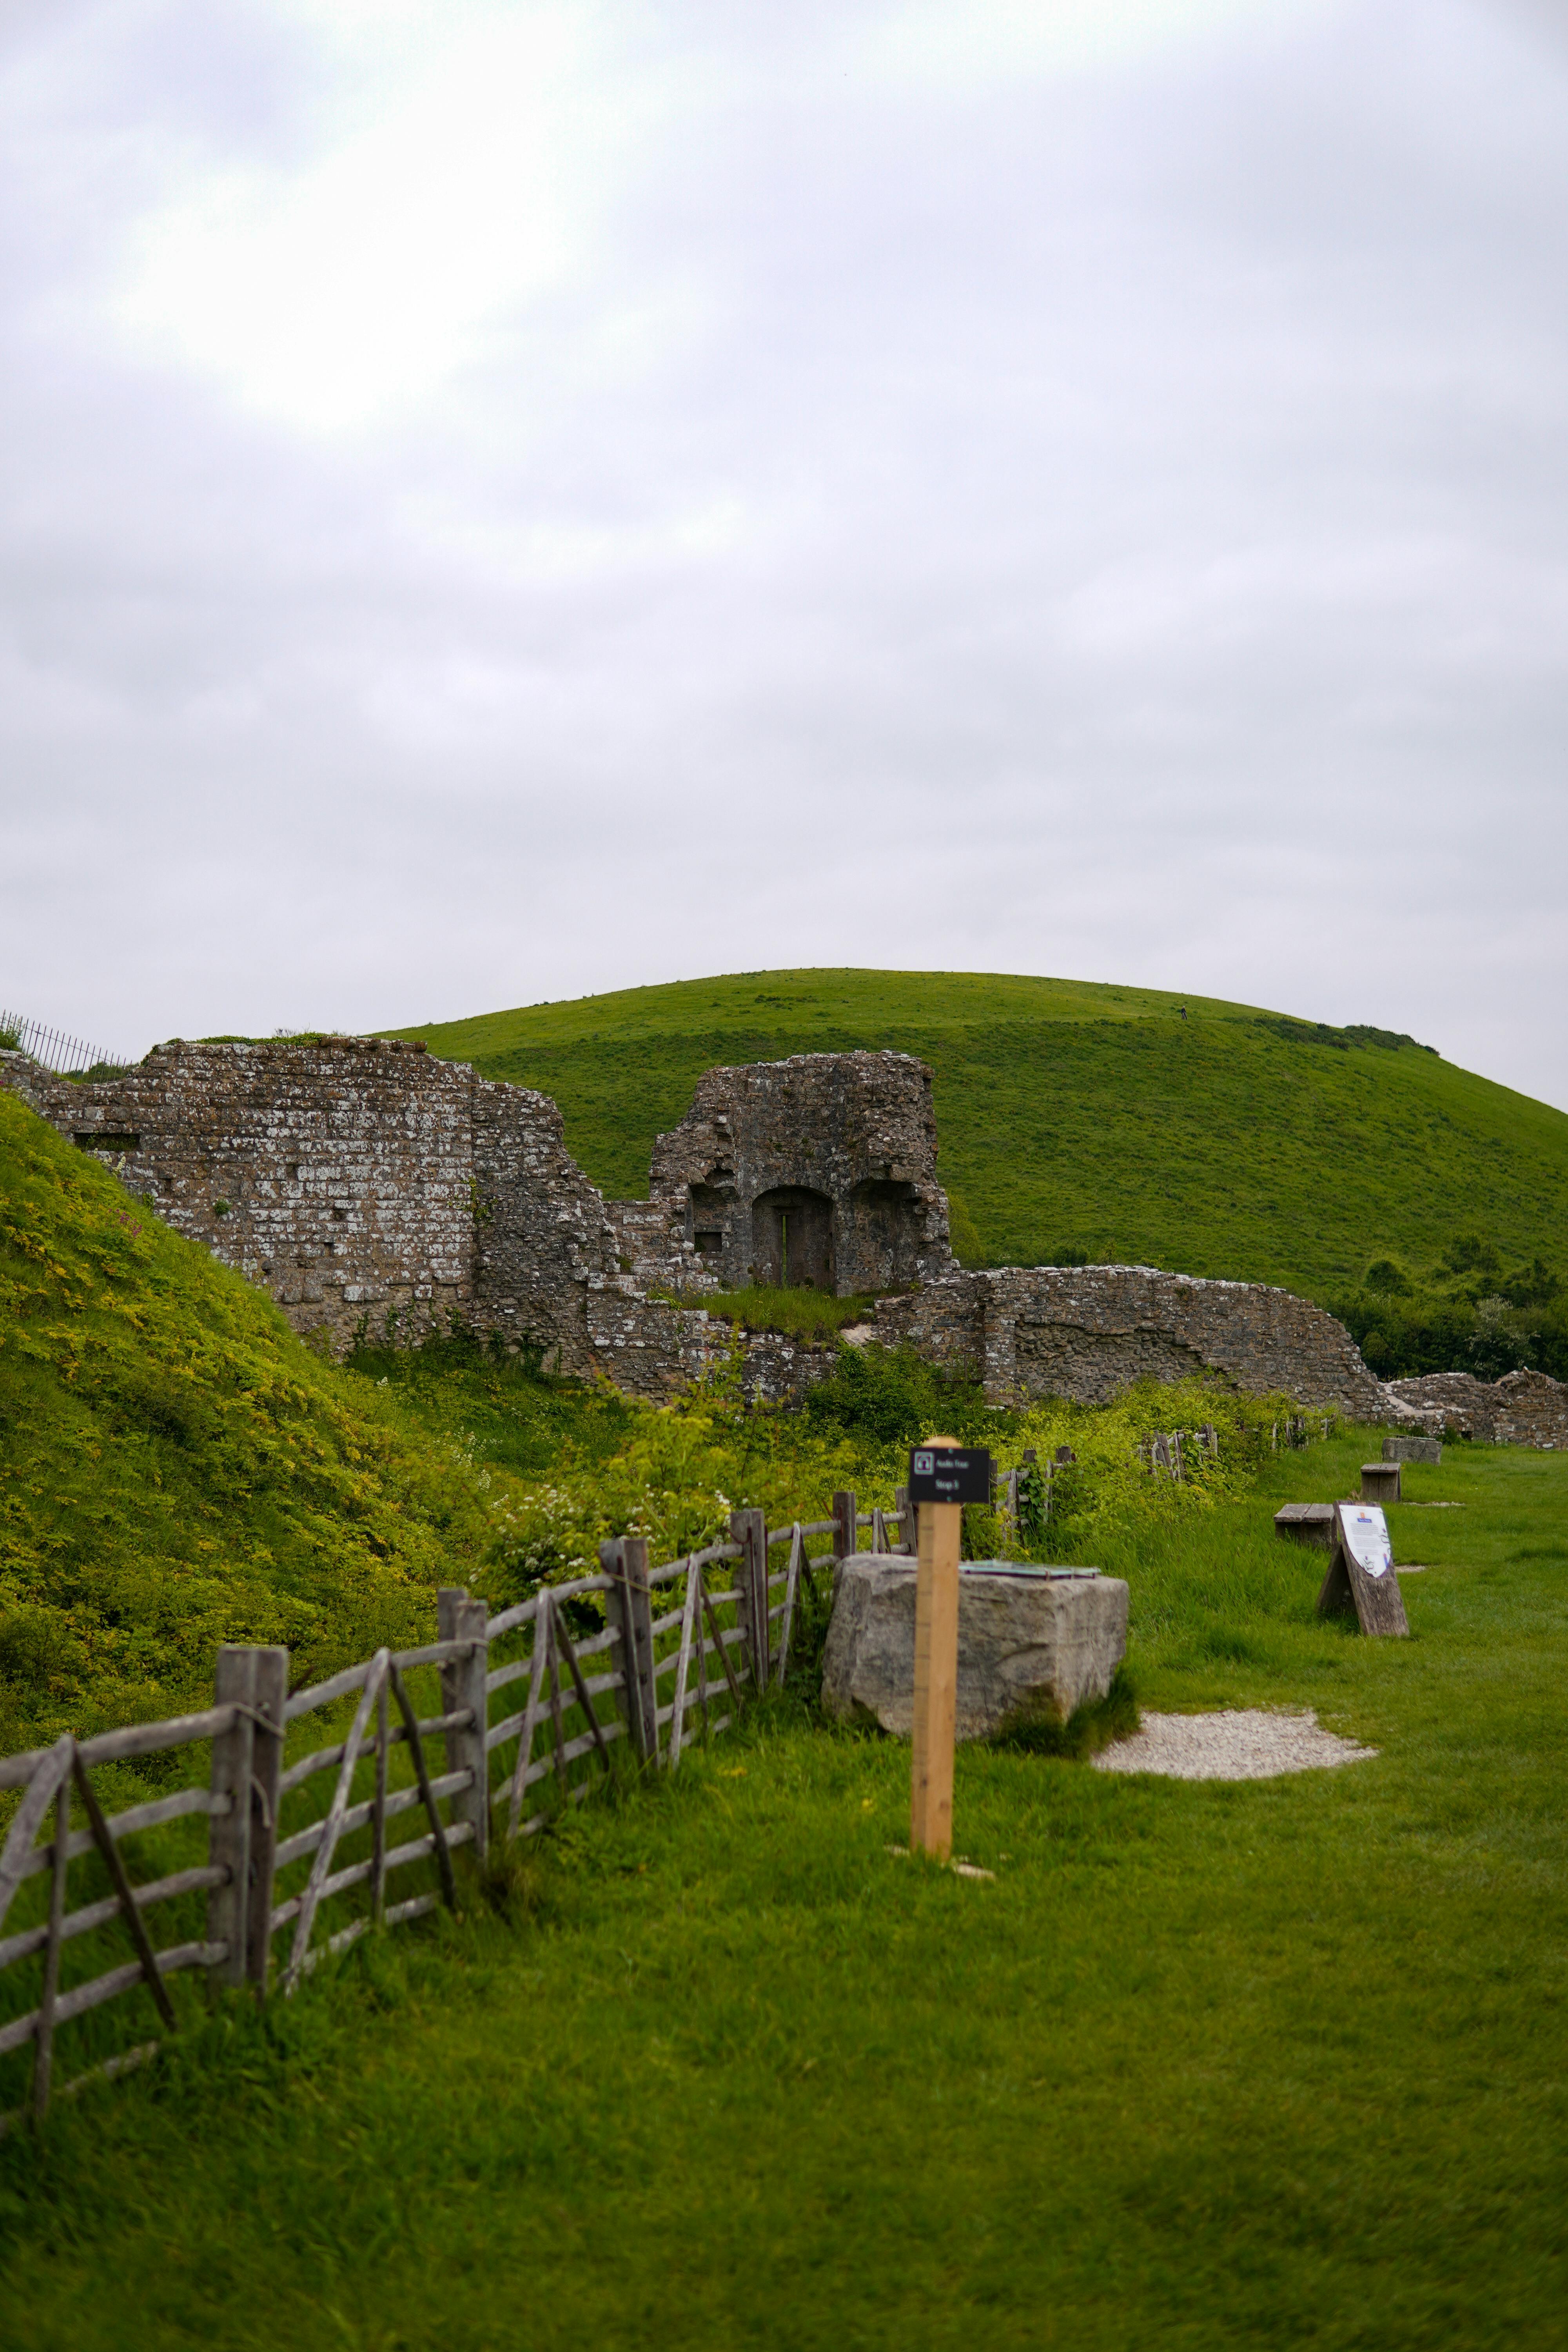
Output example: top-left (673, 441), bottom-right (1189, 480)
top-left (1383, 1435), bottom-right (1441, 1466)
top-left (820, 1554), bottom-right (1127, 1740)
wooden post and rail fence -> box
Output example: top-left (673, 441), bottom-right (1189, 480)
top-left (0, 1494), bottom-right (904, 2136)
top-left (0, 1409), bottom-right (1333, 2132)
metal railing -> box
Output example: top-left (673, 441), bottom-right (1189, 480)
top-left (0, 1010), bottom-right (131, 1078)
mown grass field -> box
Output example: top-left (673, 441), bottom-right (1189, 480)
top-left (4, 1430), bottom-right (1563, 2352)
top-left (382, 968), bottom-right (1568, 1301)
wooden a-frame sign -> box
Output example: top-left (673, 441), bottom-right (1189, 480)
top-left (1316, 1502), bottom-right (1408, 1638)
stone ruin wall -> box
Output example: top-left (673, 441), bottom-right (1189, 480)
top-left (871, 1263), bottom-right (1392, 1419)
top-left (2, 1038), bottom-right (479, 1347)
top-left (1383, 1368), bottom-right (1568, 1447)
top-left (0, 1040), bottom-right (911, 1405)
top-left (4, 1036), bottom-right (1506, 1431)
top-left (0, 1039), bottom-right (718, 1396)
top-left (618, 1050), bottom-right (956, 1298)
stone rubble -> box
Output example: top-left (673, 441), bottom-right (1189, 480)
top-left (1381, 1368), bottom-right (1568, 1448)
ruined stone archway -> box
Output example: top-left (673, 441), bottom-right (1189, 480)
top-left (751, 1187), bottom-right (835, 1290)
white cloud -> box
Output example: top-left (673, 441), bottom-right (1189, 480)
top-left (852, 0), bottom-right (1314, 87)
top-left (110, 4), bottom-right (650, 432)
top-left (0, 0), bottom-right (1566, 1116)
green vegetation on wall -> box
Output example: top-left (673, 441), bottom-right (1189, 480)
top-left (383, 968), bottom-right (1568, 1308)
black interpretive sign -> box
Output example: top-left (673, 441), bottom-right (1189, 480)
top-left (907, 1446), bottom-right (993, 1504)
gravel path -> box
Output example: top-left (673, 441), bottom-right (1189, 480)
top-left (1092, 1709), bottom-right (1378, 1781)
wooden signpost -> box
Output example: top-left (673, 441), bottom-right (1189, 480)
top-left (907, 1437), bottom-right (992, 1859)
top-left (1316, 1501), bottom-right (1409, 1637)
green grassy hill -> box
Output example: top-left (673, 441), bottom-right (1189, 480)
top-left (384, 969), bottom-right (1568, 1305)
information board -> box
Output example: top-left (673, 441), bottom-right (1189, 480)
top-left (908, 1446), bottom-right (993, 1504)
top-left (1341, 1504), bottom-right (1394, 1579)
top-left (1316, 1501), bottom-right (1408, 1637)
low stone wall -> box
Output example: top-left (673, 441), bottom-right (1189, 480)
top-left (736, 1332), bottom-right (841, 1407)
top-left (579, 1281), bottom-right (719, 1398)
top-left (1383, 1368), bottom-right (1568, 1447)
top-left (871, 1264), bottom-right (1390, 1416)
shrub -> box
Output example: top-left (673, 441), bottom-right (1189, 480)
top-left (1363, 1258), bottom-right (1411, 1296)
top-left (1470, 1296), bottom-right (1537, 1380)
top-left (803, 1343), bottom-right (989, 1449)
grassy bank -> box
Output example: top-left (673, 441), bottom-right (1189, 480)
top-left (0, 1091), bottom-right (503, 1753)
top-left (383, 968), bottom-right (1568, 1306)
top-left (4, 1431), bottom-right (1563, 2349)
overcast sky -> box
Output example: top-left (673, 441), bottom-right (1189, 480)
top-left (3, 0), bottom-right (1566, 1105)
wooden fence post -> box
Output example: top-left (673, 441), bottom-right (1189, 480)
top-left (603, 1537), bottom-right (657, 1760)
top-left (439, 1588), bottom-right (490, 1867)
top-left (209, 1644), bottom-right (287, 1994)
top-left (729, 1507), bottom-right (768, 1689)
top-left (832, 1489), bottom-right (858, 1564)
top-left (247, 1649), bottom-right (286, 1988)
top-left (894, 1483), bottom-right (913, 1555)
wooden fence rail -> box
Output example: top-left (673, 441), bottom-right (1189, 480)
top-left (0, 1489), bottom-right (904, 2135)
top-left (1, 1418), bottom-right (1339, 2131)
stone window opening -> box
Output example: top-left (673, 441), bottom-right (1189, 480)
top-left (74, 1132), bottom-right (139, 1154)
top-left (686, 1178), bottom-right (733, 1262)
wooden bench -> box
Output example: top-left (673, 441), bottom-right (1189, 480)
top-left (1274, 1502), bottom-right (1338, 1549)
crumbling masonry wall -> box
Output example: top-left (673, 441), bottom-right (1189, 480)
top-left (869, 1264), bottom-right (1391, 1417)
top-left (619, 1050), bottom-right (956, 1298)
top-left (4, 1040), bottom-right (1424, 1421)
top-left (0, 1040), bottom-right (708, 1389)
top-left (1383, 1368), bottom-right (1568, 1446)
top-left (2, 1038), bottom-right (479, 1348)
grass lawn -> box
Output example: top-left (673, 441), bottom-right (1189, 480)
top-left (2, 1431), bottom-right (1564, 2350)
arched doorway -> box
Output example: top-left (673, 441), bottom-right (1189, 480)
top-left (751, 1187), bottom-right (835, 1290)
